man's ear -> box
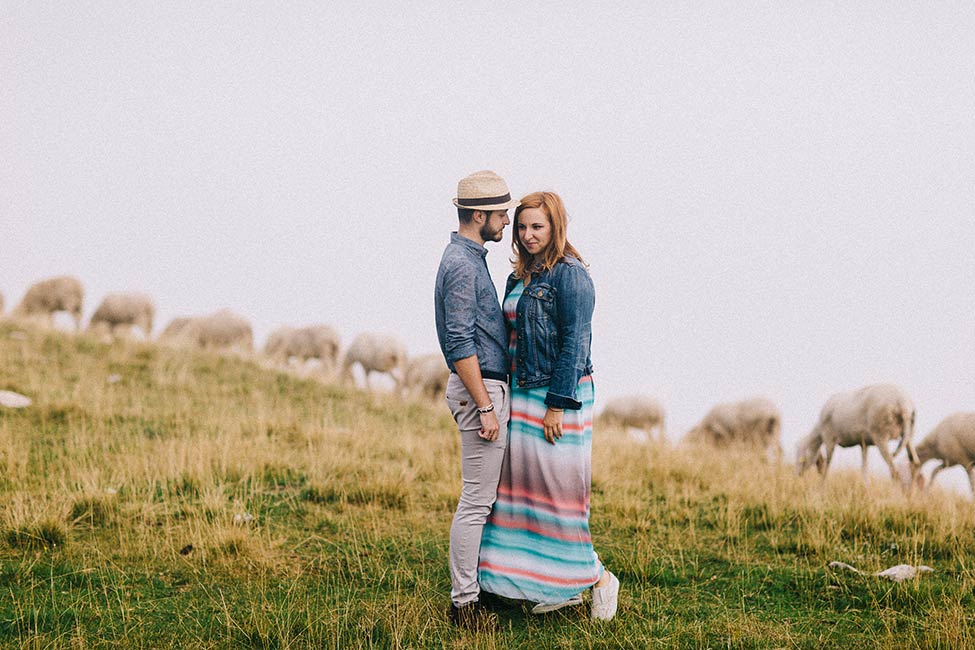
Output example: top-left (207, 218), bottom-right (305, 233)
top-left (471, 210), bottom-right (486, 223)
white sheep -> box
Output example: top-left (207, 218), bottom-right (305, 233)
top-left (401, 353), bottom-right (450, 401)
top-left (796, 383), bottom-right (915, 481)
top-left (341, 333), bottom-right (407, 391)
top-left (684, 396), bottom-right (782, 458)
top-left (159, 317), bottom-right (193, 342)
top-left (264, 325), bottom-right (340, 371)
top-left (902, 412), bottom-right (975, 495)
top-left (14, 275), bottom-right (84, 330)
top-left (598, 395), bottom-right (666, 442)
top-left (88, 292), bottom-right (155, 340)
top-left (159, 310), bottom-right (253, 353)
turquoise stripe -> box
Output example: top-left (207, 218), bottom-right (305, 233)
top-left (481, 535), bottom-right (598, 570)
top-left (509, 426), bottom-right (590, 446)
top-left (481, 523), bottom-right (594, 558)
top-left (490, 500), bottom-right (588, 526)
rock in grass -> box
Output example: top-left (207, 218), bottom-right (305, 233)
top-left (875, 564), bottom-right (934, 582)
top-left (0, 390), bottom-right (31, 408)
top-left (828, 561), bottom-right (934, 582)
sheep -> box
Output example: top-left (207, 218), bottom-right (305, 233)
top-left (901, 413), bottom-right (975, 495)
top-left (159, 310), bottom-right (253, 353)
top-left (159, 317), bottom-right (193, 342)
top-left (598, 395), bottom-right (666, 442)
top-left (796, 383), bottom-right (915, 481)
top-left (88, 292), bottom-right (155, 340)
top-left (684, 397), bottom-right (782, 459)
top-left (401, 353), bottom-right (449, 401)
top-left (341, 333), bottom-right (407, 391)
top-left (13, 276), bottom-right (84, 330)
top-left (264, 325), bottom-right (340, 371)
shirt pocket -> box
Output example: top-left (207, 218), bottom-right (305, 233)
top-left (525, 283), bottom-right (555, 323)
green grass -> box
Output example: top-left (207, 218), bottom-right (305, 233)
top-left (1, 320), bottom-right (974, 648)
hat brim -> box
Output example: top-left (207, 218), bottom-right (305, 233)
top-left (452, 197), bottom-right (520, 211)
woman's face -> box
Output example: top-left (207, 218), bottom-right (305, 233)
top-left (517, 207), bottom-right (552, 256)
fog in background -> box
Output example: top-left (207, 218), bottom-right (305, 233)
top-left (4, 3), bottom-right (974, 485)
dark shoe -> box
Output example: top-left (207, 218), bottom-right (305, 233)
top-left (448, 601), bottom-right (499, 631)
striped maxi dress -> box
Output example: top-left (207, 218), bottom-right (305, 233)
top-left (477, 279), bottom-right (602, 605)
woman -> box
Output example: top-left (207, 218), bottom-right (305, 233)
top-left (477, 191), bottom-right (620, 620)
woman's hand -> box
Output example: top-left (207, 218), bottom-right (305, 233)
top-left (543, 407), bottom-right (564, 444)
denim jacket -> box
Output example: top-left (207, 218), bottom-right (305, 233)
top-left (505, 256), bottom-right (594, 410)
top-left (435, 233), bottom-right (509, 378)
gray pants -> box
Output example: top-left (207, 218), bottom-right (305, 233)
top-left (445, 374), bottom-right (510, 607)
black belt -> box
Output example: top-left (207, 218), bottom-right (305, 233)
top-left (452, 370), bottom-right (509, 383)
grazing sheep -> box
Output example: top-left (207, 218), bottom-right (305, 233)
top-left (903, 413), bottom-right (975, 495)
top-left (685, 397), bottom-right (782, 458)
top-left (159, 310), bottom-right (253, 353)
top-left (264, 325), bottom-right (340, 370)
top-left (796, 383), bottom-right (915, 481)
top-left (599, 395), bottom-right (666, 442)
top-left (159, 317), bottom-right (193, 342)
top-left (341, 333), bottom-right (407, 391)
top-left (88, 292), bottom-right (155, 340)
top-left (402, 353), bottom-right (449, 400)
top-left (14, 276), bottom-right (84, 330)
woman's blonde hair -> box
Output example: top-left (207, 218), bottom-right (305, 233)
top-left (511, 191), bottom-right (586, 280)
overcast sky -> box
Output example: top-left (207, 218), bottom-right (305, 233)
top-left (3, 2), bottom-right (974, 482)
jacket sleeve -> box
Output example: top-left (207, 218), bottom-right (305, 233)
top-left (545, 264), bottom-right (595, 410)
top-left (441, 259), bottom-right (479, 363)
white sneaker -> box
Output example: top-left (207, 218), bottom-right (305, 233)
top-left (530, 594), bottom-right (584, 614)
top-left (590, 571), bottom-right (620, 621)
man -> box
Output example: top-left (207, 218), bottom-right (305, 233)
top-left (435, 170), bottom-right (518, 627)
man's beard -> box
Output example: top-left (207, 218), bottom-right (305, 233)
top-left (480, 222), bottom-right (504, 242)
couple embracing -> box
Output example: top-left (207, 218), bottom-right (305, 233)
top-left (434, 170), bottom-right (620, 628)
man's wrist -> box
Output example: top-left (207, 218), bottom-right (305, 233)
top-left (477, 402), bottom-right (495, 414)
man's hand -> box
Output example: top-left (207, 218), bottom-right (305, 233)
top-left (543, 408), bottom-right (563, 444)
top-left (479, 410), bottom-right (500, 441)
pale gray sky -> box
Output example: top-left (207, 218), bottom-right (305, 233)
top-left (3, 3), bottom-right (974, 482)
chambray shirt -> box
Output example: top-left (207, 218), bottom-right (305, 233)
top-left (434, 233), bottom-right (508, 376)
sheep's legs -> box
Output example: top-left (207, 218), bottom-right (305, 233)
top-left (874, 441), bottom-right (897, 481)
top-left (860, 443), bottom-right (871, 481)
top-left (928, 461), bottom-right (946, 488)
top-left (967, 467), bottom-right (975, 497)
top-left (821, 443), bottom-right (837, 478)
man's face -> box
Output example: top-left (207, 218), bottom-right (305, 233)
top-left (479, 210), bottom-right (510, 243)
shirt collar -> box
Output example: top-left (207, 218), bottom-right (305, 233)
top-left (450, 232), bottom-right (488, 258)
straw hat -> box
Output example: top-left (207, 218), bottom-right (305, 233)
top-left (452, 170), bottom-right (519, 211)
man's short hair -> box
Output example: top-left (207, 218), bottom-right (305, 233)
top-left (457, 207), bottom-right (477, 224)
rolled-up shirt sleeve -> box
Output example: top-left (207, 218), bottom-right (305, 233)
top-left (441, 259), bottom-right (478, 362)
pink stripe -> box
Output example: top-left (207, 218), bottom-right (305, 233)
top-left (497, 485), bottom-right (589, 513)
top-left (489, 513), bottom-right (591, 541)
top-left (478, 561), bottom-right (598, 586)
top-left (510, 411), bottom-right (591, 432)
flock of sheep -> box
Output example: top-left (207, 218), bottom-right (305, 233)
top-left (0, 275), bottom-right (450, 401)
top-left (572, 380), bottom-right (971, 498)
top-left (3, 276), bottom-right (974, 497)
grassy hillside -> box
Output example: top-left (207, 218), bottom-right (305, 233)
top-left (1, 322), bottom-right (974, 649)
